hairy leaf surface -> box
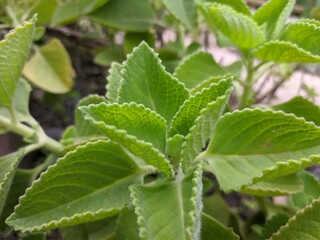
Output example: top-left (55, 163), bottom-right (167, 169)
top-left (201, 213), bottom-right (240, 240)
top-left (271, 197), bottom-right (320, 239)
top-left (273, 97), bottom-right (320, 126)
top-left (7, 140), bottom-right (142, 232)
top-left (106, 62), bottom-right (122, 103)
top-left (130, 163), bottom-right (203, 240)
top-left (253, 0), bottom-right (295, 39)
top-left (161, 0), bottom-right (197, 30)
top-left (280, 21), bottom-right (320, 55)
top-left (0, 17), bottom-right (35, 107)
top-left (253, 41), bottom-right (320, 63)
top-left (181, 84), bottom-right (233, 172)
top-left (202, 109), bottom-right (320, 192)
top-left (81, 102), bottom-right (172, 175)
top-left (173, 51), bottom-right (225, 90)
top-left (196, 0), bottom-right (250, 16)
top-left (23, 38), bottom-right (74, 94)
top-left (169, 77), bottom-right (232, 137)
top-left (205, 4), bottom-right (264, 49)
top-left (118, 42), bottom-right (189, 124)
top-left (89, 0), bottom-right (154, 32)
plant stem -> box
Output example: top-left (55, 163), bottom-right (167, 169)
top-left (239, 56), bottom-right (255, 109)
top-left (0, 115), bottom-right (62, 155)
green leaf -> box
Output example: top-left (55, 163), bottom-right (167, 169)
top-left (202, 193), bottom-right (230, 225)
top-left (166, 134), bottom-right (184, 167)
top-left (280, 21), bottom-right (320, 55)
top-left (0, 169), bottom-right (34, 230)
top-left (0, 151), bottom-right (24, 221)
top-left (130, 162), bottom-right (203, 240)
top-left (161, 0), bottom-right (197, 30)
top-left (181, 82), bottom-right (233, 172)
top-left (75, 95), bottom-right (107, 139)
top-left (169, 77), bottom-right (232, 137)
top-left (118, 42), bottom-right (189, 125)
top-left (196, 0), bottom-right (251, 16)
top-left (241, 174), bottom-right (303, 196)
top-left (273, 96), bottom-right (320, 126)
top-left (290, 170), bottom-right (320, 209)
top-left (0, 17), bottom-right (35, 107)
top-left (253, 0), bottom-right (295, 39)
top-left (201, 109), bottom-right (320, 192)
top-left (51, 2), bottom-right (80, 26)
top-left (173, 51), bottom-right (225, 90)
top-left (261, 213), bottom-right (289, 240)
top-left (270, 197), bottom-right (320, 239)
top-left (116, 211), bottom-right (140, 239)
top-left (23, 38), bottom-right (75, 94)
top-left (253, 41), bottom-right (320, 63)
top-left (81, 102), bottom-right (172, 175)
top-left (89, 0), bottom-right (155, 32)
top-left (6, 140), bottom-right (142, 232)
top-left (29, 0), bottom-right (58, 25)
top-left (79, 0), bottom-right (110, 14)
top-left (93, 45), bottom-right (124, 67)
top-left (106, 62), bottom-right (122, 103)
top-left (124, 32), bottom-right (155, 54)
top-left (205, 3), bottom-right (265, 49)
top-left (201, 213), bottom-right (240, 240)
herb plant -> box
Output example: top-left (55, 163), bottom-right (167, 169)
top-left (2, 1), bottom-right (320, 239)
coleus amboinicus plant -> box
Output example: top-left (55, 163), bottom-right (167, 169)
top-left (1, 7), bottom-right (320, 240)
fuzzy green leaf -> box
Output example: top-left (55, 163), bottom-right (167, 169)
top-left (89, 0), bottom-right (154, 32)
top-left (202, 109), bottom-right (320, 192)
top-left (81, 102), bottom-right (172, 175)
top-left (181, 83), bottom-right (233, 172)
top-left (6, 140), bottom-right (142, 232)
top-left (173, 51), bottom-right (225, 90)
top-left (290, 170), bottom-right (320, 209)
top-left (271, 197), bottom-right (320, 239)
top-left (280, 21), bottom-right (320, 55)
top-left (195, 0), bottom-right (250, 16)
top-left (205, 3), bottom-right (265, 49)
top-left (253, 41), bottom-right (320, 63)
top-left (273, 97), bottom-right (320, 126)
top-left (116, 211), bottom-right (140, 239)
top-left (23, 38), bottom-right (74, 94)
top-left (0, 17), bottom-right (35, 107)
top-left (201, 213), bottom-right (240, 240)
top-left (106, 62), bottom-right (122, 103)
top-left (0, 151), bottom-right (24, 220)
top-left (118, 42), bottom-right (189, 124)
top-left (161, 0), bottom-right (197, 30)
top-left (130, 163), bottom-right (203, 240)
top-left (253, 0), bottom-right (295, 39)
top-left (169, 77), bottom-right (233, 137)
top-left (241, 174), bottom-right (303, 196)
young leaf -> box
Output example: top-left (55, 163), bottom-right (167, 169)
top-left (161, 0), bottom-right (197, 30)
top-left (173, 51), bottom-right (225, 90)
top-left (81, 102), bottom-right (172, 175)
top-left (201, 213), bottom-right (240, 240)
top-left (0, 17), bottom-right (35, 107)
top-left (23, 38), bottom-right (75, 94)
top-left (6, 140), bottom-right (143, 232)
top-left (253, 41), bottom-right (320, 63)
top-left (181, 82), bottom-right (233, 172)
top-left (89, 0), bottom-right (155, 32)
top-left (253, 0), bottom-right (295, 39)
top-left (0, 151), bottom-right (24, 220)
top-left (130, 162), bottom-right (203, 240)
top-left (280, 21), bottom-right (320, 55)
top-left (273, 96), bottom-right (320, 126)
top-left (270, 197), bottom-right (320, 239)
top-left (106, 62), bottom-right (122, 103)
top-left (290, 170), bottom-right (320, 209)
top-left (201, 109), bottom-right (320, 192)
top-left (169, 77), bottom-right (233, 137)
top-left (205, 3), bottom-right (265, 49)
top-left (241, 174), bottom-right (303, 196)
top-left (118, 42), bottom-right (189, 125)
